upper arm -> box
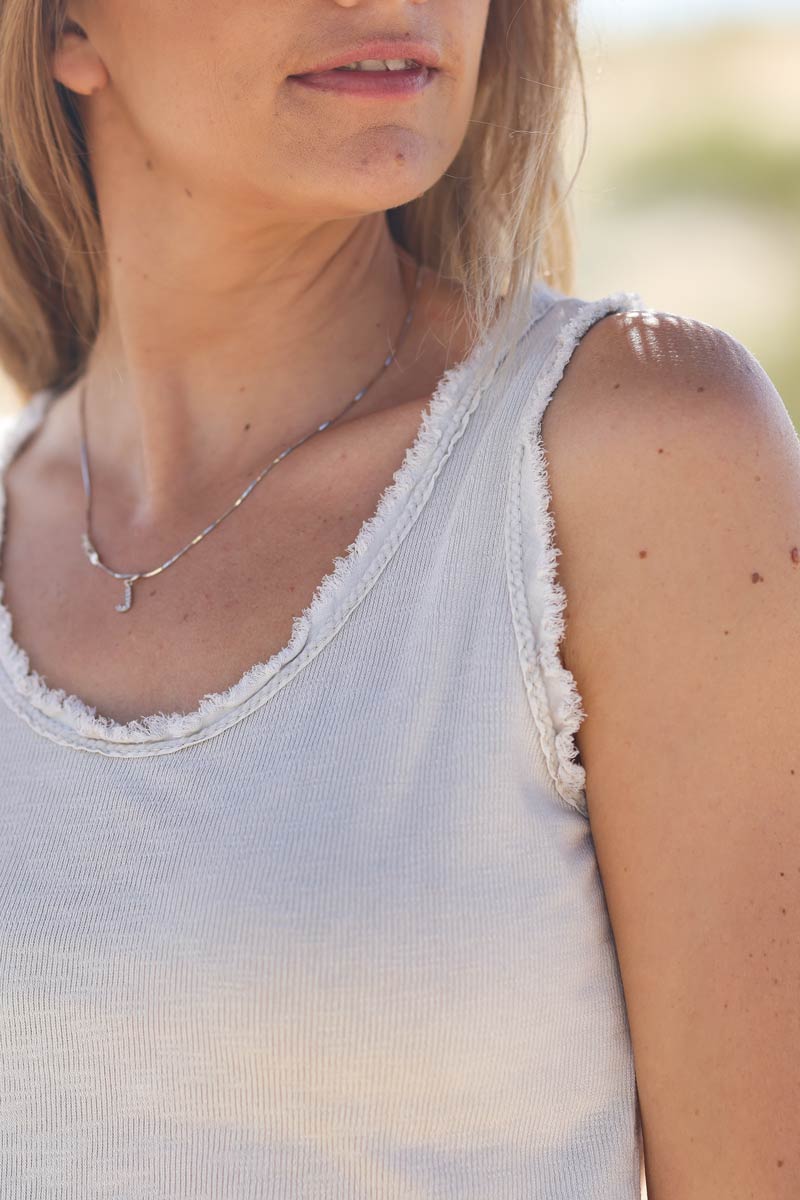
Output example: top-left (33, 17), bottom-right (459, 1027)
top-left (542, 309), bottom-right (800, 1198)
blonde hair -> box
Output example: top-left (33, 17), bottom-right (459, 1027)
top-left (0, 0), bottom-right (586, 406)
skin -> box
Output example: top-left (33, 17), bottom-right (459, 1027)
top-left (543, 310), bottom-right (800, 1197)
top-left (0, 0), bottom-right (491, 720)
top-left (49, 0), bottom-right (491, 522)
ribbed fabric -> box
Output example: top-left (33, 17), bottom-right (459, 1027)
top-left (0, 283), bottom-right (647, 1199)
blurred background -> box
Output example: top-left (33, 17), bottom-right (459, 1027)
top-left (1, 2), bottom-right (797, 426)
top-left (572, 0), bottom-right (799, 426)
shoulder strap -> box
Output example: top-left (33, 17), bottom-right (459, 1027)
top-left (504, 289), bottom-right (647, 816)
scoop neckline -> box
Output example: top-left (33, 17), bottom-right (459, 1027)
top-left (0, 284), bottom-right (557, 757)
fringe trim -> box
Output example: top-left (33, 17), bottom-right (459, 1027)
top-left (505, 290), bottom-right (648, 817)
top-left (0, 287), bottom-right (549, 756)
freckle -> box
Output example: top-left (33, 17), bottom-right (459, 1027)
top-left (751, 571), bottom-right (764, 582)
top-left (697, 385), bottom-right (705, 392)
top-left (780, 871), bottom-right (785, 876)
top-left (755, 475), bottom-right (761, 482)
top-left (773, 977), bottom-right (780, 984)
top-left (781, 907), bottom-right (787, 915)
top-left (184, 187), bottom-right (193, 198)
top-left (748, 952), bottom-right (753, 958)
top-left (145, 158), bottom-right (153, 170)
top-left (244, 423), bottom-right (250, 432)
top-left (778, 1160), bottom-right (784, 1167)
top-left (791, 547), bottom-right (800, 564)
top-left (613, 382), bottom-right (620, 390)
top-left (638, 549), bottom-right (647, 558)
top-left (723, 629), bottom-right (729, 635)
top-left (657, 447), bottom-right (663, 453)
top-left (790, 769), bottom-right (795, 775)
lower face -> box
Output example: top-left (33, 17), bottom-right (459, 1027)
top-left (88, 1), bottom-right (492, 221)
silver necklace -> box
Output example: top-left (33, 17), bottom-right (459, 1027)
top-left (80, 261), bottom-right (423, 614)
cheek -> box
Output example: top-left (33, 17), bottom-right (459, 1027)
top-left (110, 0), bottom-right (274, 168)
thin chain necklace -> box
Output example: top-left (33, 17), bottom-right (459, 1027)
top-left (79, 262), bottom-right (423, 614)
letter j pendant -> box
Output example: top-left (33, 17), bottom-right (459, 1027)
top-left (116, 578), bottom-right (136, 613)
top-left (81, 532), bottom-right (142, 614)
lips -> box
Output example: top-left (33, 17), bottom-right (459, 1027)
top-left (288, 63), bottom-right (437, 97)
top-left (289, 39), bottom-right (443, 76)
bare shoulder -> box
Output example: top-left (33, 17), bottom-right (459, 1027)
top-left (541, 307), bottom-right (800, 1196)
top-left (540, 305), bottom-right (799, 689)
top-left (541, 303), bottom-right (789, 484)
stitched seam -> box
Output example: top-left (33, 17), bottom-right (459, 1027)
top-left (506, 435), bottom-right (586, 817)
top-left (505, 290), bottom-right (647, 818)
top-left (0, 318), bottom-right (509, 757)
top-left (0, 286), bottom-right (577, 758)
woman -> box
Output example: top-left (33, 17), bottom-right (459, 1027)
top-left (0, 2), bottom-right (795, 1196)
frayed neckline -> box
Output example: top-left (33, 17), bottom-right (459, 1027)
top-left (0, 284), bottom-right (556, 756)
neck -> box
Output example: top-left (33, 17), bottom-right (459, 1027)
top-left (75, 213), bottom-right (429, 525)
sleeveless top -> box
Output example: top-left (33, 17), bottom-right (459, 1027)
top-left (0, 283), bottom-right (648, 1198)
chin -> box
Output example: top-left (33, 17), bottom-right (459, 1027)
top-left (330, 157), bottom-right (448, 211)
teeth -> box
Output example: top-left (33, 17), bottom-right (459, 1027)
top-left (334, 58), bottom-right (420, 72)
